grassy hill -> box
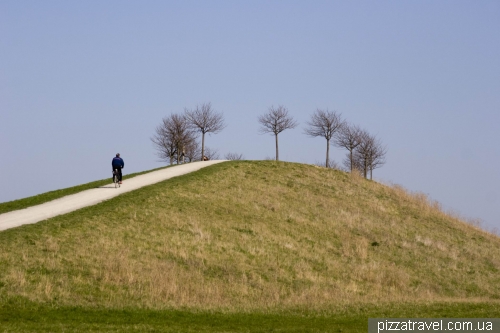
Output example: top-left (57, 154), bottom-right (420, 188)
top-left (1, 160), bottom-right (499, 331)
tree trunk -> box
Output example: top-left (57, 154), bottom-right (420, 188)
top-left (370, 167), bottom-right (373, 180)
top-left (201, 132), bottom-right (205, 161)
top-left (275, 133), bottom-right (279, 161)
top-left (349, 149), bottom-right (353, 173)
top-left (326, 139), bottom-right (330, 168)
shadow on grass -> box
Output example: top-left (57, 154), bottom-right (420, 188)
top-left (1, 299), bottom-right (499, 333)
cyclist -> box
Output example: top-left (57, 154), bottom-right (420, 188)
top-left (112, 153), bottom-right (125, 184)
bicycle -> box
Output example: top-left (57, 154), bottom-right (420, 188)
top-left (113, 169), bottom-right (121, 188)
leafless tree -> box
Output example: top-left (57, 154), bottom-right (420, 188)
top-left (185, 102), bottom-right (226, 161)
top-left (225, 152), bottom-right (244, 160)
top-left (304, 109), bottom-right (343, 168)
top-left (151, 113), bottom-right (197, 165)
top-left (351, 130), bottom-right (387, 179)
top-left (258, 105), bottom-right (298, 161)
top-left (335, 123), bottom-right (363, 173)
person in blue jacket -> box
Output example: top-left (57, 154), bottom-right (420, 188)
top-left (112, 153), bottom-right (125, 184)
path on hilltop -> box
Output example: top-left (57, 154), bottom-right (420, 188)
top-left (0, 160), bottom-right (227, 232)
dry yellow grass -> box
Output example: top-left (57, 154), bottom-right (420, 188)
top-left (0, 161), bottom-right (499, 311)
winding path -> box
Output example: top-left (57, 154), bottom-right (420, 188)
top-left (0, 160), bottom-right (226, 232)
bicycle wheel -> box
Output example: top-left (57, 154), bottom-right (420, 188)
top-left (114, 171), bottom-right (118, 188)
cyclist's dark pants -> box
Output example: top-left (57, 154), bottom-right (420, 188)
top-left (113, 167), bottom-right (123, 181)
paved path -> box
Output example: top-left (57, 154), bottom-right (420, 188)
top-left (0, 160), bottom-right (226, 232)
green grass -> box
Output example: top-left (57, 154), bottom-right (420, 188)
top-left (1, 300), bottom-right (498, 332)
top-left (0, 165), bottom-right (174, 215)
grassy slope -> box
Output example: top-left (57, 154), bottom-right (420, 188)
top-left (1, 161), bottom-right (500, 330)
top-left (0, 165), bottom-right (172, 214)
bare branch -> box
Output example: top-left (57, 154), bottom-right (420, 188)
top-left (258, 105), bottom-right (298, 135)
top-left (304, 109), bottom-right (343, 140)
top-left (185, 102), bottom-right (226, 134)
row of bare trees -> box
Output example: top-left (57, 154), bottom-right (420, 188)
top-left (258, 106), bottom-right (386, 179)
top-left (151, 103), bottom-right (386, 179)
top-left (151, 103), bottom-right (225, 165)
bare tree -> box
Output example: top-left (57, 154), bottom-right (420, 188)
top-left (151, 113), bottom-right (197, 165)
top-left (351, 130), bottom-right (386, 179)
top-left (335, 123), bottom-right (363, 173)
top-left (258, 105), bottom-right (298, 161)
top-left (304, 109), bottom-right (343, 168)
top-left (225, 152), bottom-right (244, 160)
top-left (185, 102), bottom-right (226, 161)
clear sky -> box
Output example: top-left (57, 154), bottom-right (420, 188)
top-left (1, 1), bottom-right (499, 232)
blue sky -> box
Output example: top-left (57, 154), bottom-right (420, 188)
top-left (1, 1), bottom-right (499, 232)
